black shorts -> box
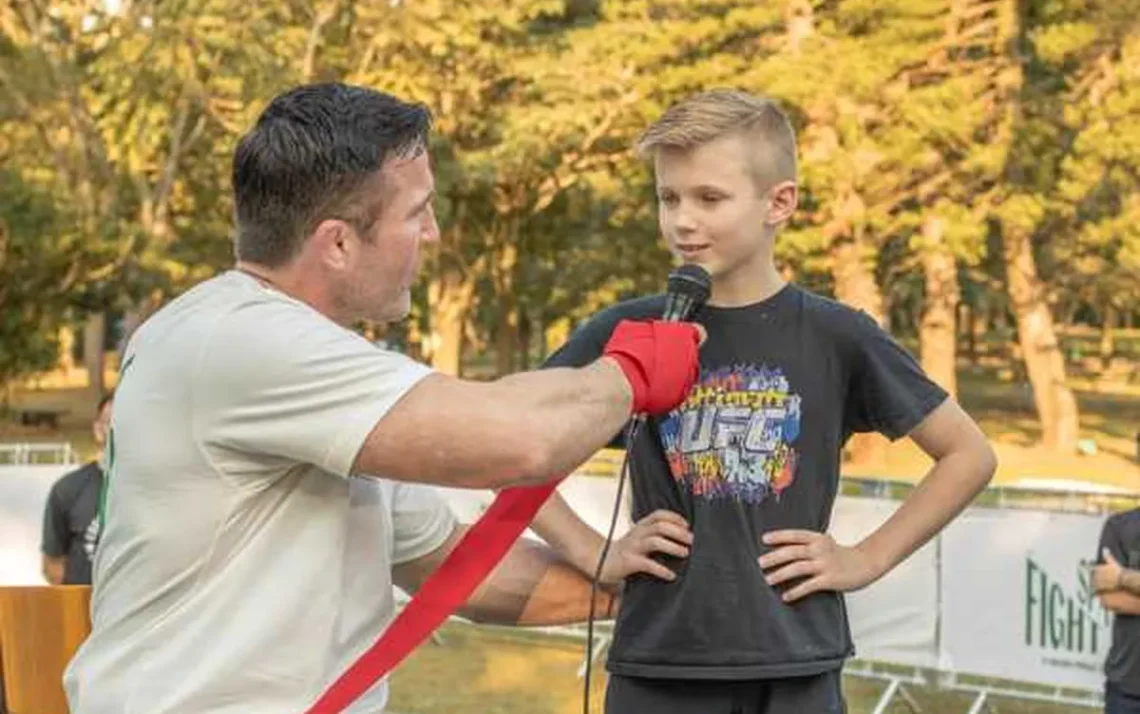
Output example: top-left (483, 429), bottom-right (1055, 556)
top-left (604, 670), bottom-right (846, 714)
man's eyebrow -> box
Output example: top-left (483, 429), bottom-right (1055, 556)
top-left (410, 190), bottom-right (436, 215)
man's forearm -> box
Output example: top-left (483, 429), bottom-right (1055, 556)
top-left (493, 359), bottom-right (633, 484)
top-left (1100, 590), bottom-right (1140, 615)
top-left (857, 445), bottom-right (994, 579)
top-left (1118, 568), bottom-right (1140, 596)
top-left (355, 360), bottom-right (632, 490)
top-left (460, 537), bottom-right (616, 626)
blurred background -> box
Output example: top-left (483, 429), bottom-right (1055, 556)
top-left (1, 1), bottom-right (1138, 712)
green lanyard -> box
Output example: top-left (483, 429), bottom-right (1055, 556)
top-left (97, 354), bottom-right (134, 531)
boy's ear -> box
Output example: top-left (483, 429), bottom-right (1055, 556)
top-left (765, 181), bottom-right (798, 225)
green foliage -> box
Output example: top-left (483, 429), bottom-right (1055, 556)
top-left (1, 0), bottom-right (1137, 386)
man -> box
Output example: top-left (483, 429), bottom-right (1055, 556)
top-left (41, 393), bottom-right (113, 585)
top-left (63, 83), bottom-right (701, 714)
top-left (1094, 507), bottom-right (1140, 713)
top-left (531, 89), bottom-right (997, 713)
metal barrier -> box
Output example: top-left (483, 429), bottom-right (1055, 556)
top-left (0, 442), bottom-right (78, 466)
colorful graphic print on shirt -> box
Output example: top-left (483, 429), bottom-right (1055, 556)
top-left (659, 365), bottom-right (802, 504)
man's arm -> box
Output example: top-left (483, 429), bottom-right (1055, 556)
top-left (356, 321), bottom-right (701, 491)
top-left (355, 361), bottom-right (631, 490)
top-left (1099, 590), bottom-right (1140, 615)
top-left (762, 399), bottom-right (996, 601)
top-left (1093, 548), bottom-right (1140, 597)
top-left (393, 524), bottom-right (617, 626)
top-left (41, 481), bottom-right (70, 585)
top-left (42, 555), bottom-right (65, 585)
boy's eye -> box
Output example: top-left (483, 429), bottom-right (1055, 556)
top-left (659, 193), bottom-right (679, 206)
top-left (700, 193), bottom-right (724, 203)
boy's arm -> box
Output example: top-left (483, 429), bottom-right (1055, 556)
top-left (762, 401), bottom-right (996, 602)
top-left (530, 493), bottom-right (692, 587)
top-left (526, 299), bottom-right (691, 586)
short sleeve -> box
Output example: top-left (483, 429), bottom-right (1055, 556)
top-left (542, 296), bottom-right (663, 370)
top-left (1098, 515), bottom-right (1124, 563)
top-left (389, 483), bottom-right (457, 565)
top-left (198, 299), bottom-right (433, 478)
top-left (843, 311), bottom-right (949, 440)
top-left (41, 480), bottom-right (69, 557)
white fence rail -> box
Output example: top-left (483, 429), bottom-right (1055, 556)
top-left (0, 442), bottom-right (78, 466)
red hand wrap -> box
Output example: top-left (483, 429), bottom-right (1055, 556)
top-left (602, 320), bottom-right (701, 415)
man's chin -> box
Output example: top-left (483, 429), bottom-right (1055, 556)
top-left (373, 295), bottom-right (411, 324)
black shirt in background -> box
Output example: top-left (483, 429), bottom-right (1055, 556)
top-left (544, 284), bottom-right (948, 680)
top-left (1098, 508), bottom-right (1140, 695)
top-left (41, 461), bottom-right (104, 585)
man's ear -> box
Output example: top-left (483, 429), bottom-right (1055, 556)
top-left (766, 181), bottom-right (798, 225)
top-left (310, 219), bottom-right (354, 270)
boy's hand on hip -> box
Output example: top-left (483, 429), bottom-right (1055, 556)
top-left (599, 510), bottom-right (693, 588)
top-left (758, 529), bottom-right (881, 603)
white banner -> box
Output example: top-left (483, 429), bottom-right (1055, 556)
top-left (0, 465), bottom-right (1113, 694)
top-left (832, 497), bottom-right (939, 669)
top-left (939, 507), bottom-right (1109, 690)
top-left (0, 465), bottom-right (66, 585)
top-left (435, 487), bottom-right (939, 668)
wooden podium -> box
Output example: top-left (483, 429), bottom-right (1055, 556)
top-left (0, 586), bottom-right (91, 714)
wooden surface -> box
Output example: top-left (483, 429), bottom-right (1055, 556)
top-left (0, 586), bottom-right (91, 714)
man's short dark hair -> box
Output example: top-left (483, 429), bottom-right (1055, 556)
top-left (232, 83), bottom-right (432, 267)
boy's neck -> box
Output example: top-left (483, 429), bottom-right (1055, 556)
top-left (707, 257), bottom-right (787, 308)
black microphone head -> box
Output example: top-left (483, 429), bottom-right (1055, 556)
top-left (667, 264), bottom-right (712, 307)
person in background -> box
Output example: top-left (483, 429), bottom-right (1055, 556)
top-left (41, 392), bottom-right (113, 585)
top-left (1094, 507), bottom-right (1140, 714)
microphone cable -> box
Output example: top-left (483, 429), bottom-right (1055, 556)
top-left (583, 417), bottom-right (643, 714)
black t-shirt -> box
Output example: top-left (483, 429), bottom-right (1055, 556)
top-left (41, 462), bottom-right (104, 585)
top-left (545, 285), bottom-right (948, 679)
top-left (1098, 508), bottom-right (1140, 695)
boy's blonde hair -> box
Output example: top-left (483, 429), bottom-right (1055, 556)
top-left (637, 90), bottom-right (798, 189)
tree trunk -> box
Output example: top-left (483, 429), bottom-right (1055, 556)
top-left (831, 236), bottom-right (886, 326)
top-left (426, 266), bottom-right (475, 377)
top-left (57, 324), bottom-right (76, 374)
top-left (1100, 302), bottom-right (1116, 369)
top-left (118, 307), bottom-right (150, 354)
top-left (918, 216), bottom-right (960, 398)
top-left (517, 310), bottom-right (532, 370)
top-left (1003, 228), bottom-right (1080, 452)
top-left (494, 306), bottom-right (519, 376)
top-left (831, 234), bottom-right (888, 465)
top-left (83, 312), bottom-right (106, 397)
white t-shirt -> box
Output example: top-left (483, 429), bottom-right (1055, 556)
top-left (64, 271), bottom-right (455, 714)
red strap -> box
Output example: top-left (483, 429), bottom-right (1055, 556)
top-left (303, 482), bottom-right (558, 713)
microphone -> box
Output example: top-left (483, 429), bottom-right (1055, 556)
top-left (662, 264), bottom-right (712, 322)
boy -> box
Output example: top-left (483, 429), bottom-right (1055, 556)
top-left (532, 90), bottom-right (997, 713)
